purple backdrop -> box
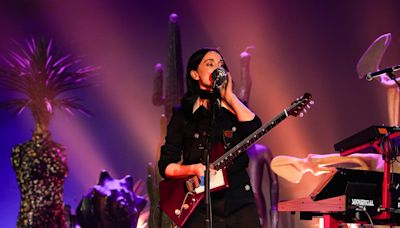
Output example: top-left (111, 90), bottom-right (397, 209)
top-left (1, 0), bottom-right (400, 227)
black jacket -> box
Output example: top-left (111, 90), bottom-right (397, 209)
top-left (158, 104), bottom-right (262, 215)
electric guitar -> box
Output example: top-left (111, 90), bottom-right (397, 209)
top-left (159, 93), bottom-right (313, 227)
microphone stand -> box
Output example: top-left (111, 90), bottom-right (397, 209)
top-left (204, 91), bottom-right (219, 228)
top-left (387, 72), bottom-right (400, 88)
top-left (204, 142), bottom-right (212, 228)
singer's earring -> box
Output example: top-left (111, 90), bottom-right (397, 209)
top-left (190, 70), bottom-right (199, 80)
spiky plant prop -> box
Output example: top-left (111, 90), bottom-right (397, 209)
top-left (0, 38), bottom-right (96, 227)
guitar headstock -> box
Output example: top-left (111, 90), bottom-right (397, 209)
top-left (287, 93), bottom-right (314, 117)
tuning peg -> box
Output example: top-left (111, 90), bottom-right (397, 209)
top-left (299, 112), bottom-right (304, 118)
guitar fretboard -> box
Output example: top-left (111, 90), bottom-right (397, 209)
top-left (213, 109), bottom-right (289, 170)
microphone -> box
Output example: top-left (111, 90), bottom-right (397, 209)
top-left (211, 67), bottom-right (228, 89)
top-left (365, 65), bottom-right (400, 81)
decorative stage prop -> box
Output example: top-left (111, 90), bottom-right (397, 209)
top-left (247, 144), bottom-right (279, 228)
top-left (239, 46), bottom-right (279, 228)
top-left (271, 126), bottom-right (400, 183)
top-left (0, 38), bottom-right (96, 227)
top-left (12, 132), bottom-right (68, 227)
top-left (357, 33), bottom-right (400, 126)
top-left (150, 13), bottom-right (184, 228)
top-left (76, 170), bottom-right (147, 228)
top-left (277, 125), bottom-right (400, 227)
top-left (271, 152), bottom-right (386, 184)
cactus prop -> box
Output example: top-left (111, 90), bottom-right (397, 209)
top-left (149, 13), bottom-right (185, 228)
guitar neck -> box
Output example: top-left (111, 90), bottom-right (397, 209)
top-left (213, 109), bottom-right (289, 170)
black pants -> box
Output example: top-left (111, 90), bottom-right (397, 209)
top-left (183, 202), bottom-right (261, 228)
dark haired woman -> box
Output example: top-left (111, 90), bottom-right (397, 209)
top-left (158, 48), bottom-right (262, 227)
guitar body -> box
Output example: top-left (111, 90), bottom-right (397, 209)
top-left (159, 177), bottom-right (204, 227)
top-left (159, 143), bottom-right (229, 227)
top-left (159, 168), bottom-right (229, 227)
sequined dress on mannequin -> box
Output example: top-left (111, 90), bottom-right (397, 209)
top-left (11, 132), bottom-right (68, 227)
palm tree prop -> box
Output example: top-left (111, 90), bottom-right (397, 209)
top-left (0, 37), bottom-right (96, 227)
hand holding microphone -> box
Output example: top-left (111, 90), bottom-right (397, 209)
top-left (211, 66), bottom-right (236, 105)
top-left (211, 67), bottom-right (228, 89)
